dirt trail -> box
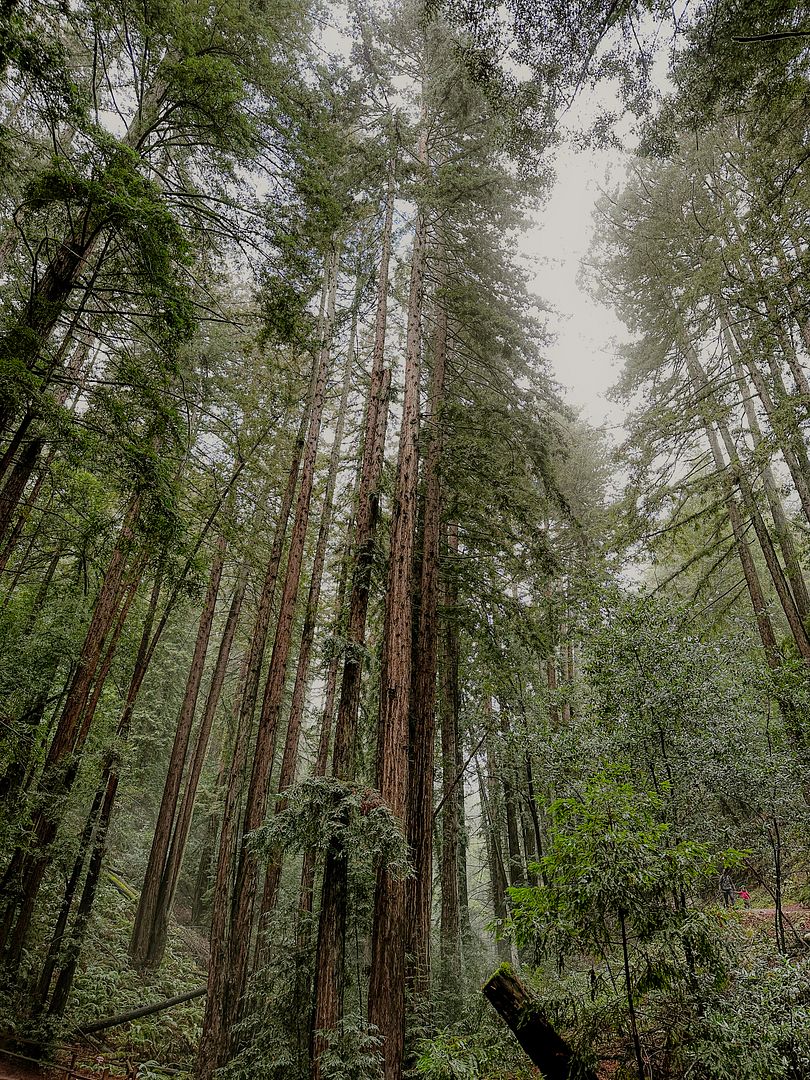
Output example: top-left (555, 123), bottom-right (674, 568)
top-left (737, 904), bottom-right (810, 941)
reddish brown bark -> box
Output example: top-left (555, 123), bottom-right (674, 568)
top-left (0, 494), bottom-right (141, 964)
top-left (34, 572), bottom-right (161, 1009)
top-left (298, 539), bottom-right (351, 921)
top-left (260, 296), bottom-right (356, 919)
top-left (406, 246), bottom-right (448, 998)
top-left (197, 400), bottom-right (313, 1078)
top-left (199, 247), bottom-right (340, 1077)
top-left (39, 572), bottom-right (164, 1016)
top-left (148, 561), bottom-right (249, 967)
top-left (196, 655), bottom-right (252, 1080)
top-left (311, 161), bottom-right (396, 1077)
top-left (368, 123), bottom-right (429, 1079)
top-left (131, 532), bottom-right (228, 968)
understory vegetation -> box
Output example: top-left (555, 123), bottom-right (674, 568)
top-left (2, 1), bottom-right (810, 1078)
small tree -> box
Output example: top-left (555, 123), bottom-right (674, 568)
top-left (508, 770), bottom-right (739, 1079)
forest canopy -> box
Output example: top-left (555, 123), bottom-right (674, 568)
top-left (1, 2), bottom-right (810, 1079)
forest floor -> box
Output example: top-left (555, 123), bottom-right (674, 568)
top-left (738, 904), bottom-right (810, 952)
top-left (0, 878), bottom-right (209, 1080)
top-left (3, 898), bottom-right (807, 1080)
top-left (0, 1057), bottom-right (43, 1080)
top-left (0, 1050), bottom-right (128, 1080)
top-left (740, 904), bottom-right (810, 928)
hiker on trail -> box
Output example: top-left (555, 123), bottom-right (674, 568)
top-left (738, 888), bottom-right (751, 908)
top-left (720, 869), bottom-right (734, 908)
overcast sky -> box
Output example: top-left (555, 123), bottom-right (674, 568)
top-left (522, 140), bottom-right (630, 434)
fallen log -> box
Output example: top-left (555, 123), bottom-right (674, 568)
top-left (482, 965), bottom-right (598, 1080)
top-left (104, 869), bottom-right (139, 903)
top-left (75, 986), bottom-right (207, 1035)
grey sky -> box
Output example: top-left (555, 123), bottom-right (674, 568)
top-left (523, 143), bottom-right (629, 434)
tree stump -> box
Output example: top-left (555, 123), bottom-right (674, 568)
top-left (482, 965), bottom-right (598, 1080)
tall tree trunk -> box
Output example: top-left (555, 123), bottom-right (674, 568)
top-left (192, 742), bottom-right (229, 926)
top-left (477, 758), bottom-right (510, 963)
top-left (683, 339), bottom-right (810, 778)
top-left (260, 289), bottom-right (357, 921)
top-left (0, 217), bottom-right (101, 440)
top-left (0, 81), bottom-right (167, 442)
top-left (298, 535), bottom-right (351, 920)
top-left (545, 657), bottom-right (559, 726)
top-left (0, 494), bottom-right (141, 964)
top-left (131, 532), bottom-right (228, 969)
top-left (199, 244), bottom-right (340, 1077)
top-left (438, 522), bottom-right (462, 1003)
top-left (724, 328), bottom-right (810, 620)
top-left (196, 654), bottom-right (252, 1080)
top-left (688, 364), bottom-right (781, 669)
top-left (147, 561), bottom-right (250, 967)
top-left (196, 398), bottom-right (313, 1079)
top-left (559, 622), bottom-right (571, 725)
top-left (524, 755), bottom-right (545, 886)
top-left (367, 119), bottom-right (429, 1080)
top-left (311, 156), bottom-right (397, 1078)
top-left (0, 446), bottom-right (55, 577)
top-left (722, 313), bottom-right (810, 525)
top-left (495, 702), bottom-right (525, 890)
top-left (406, 244), bottom-right (448, 1000)
top-left (38, 573), bottom-right (164, 1017)
top-left (686, 347), bottom-right (810, 660)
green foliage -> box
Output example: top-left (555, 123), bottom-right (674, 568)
top-left (508, 770), bottom-right (735, 963)
top-left (413, 1004), bottom-right (535, 1079)
top-left (250, 777), bottom-right (412, 880)
top-left (315, 1018), bottom-right (384, 1080)
top-left (504, 767), bottom-right (810, 1077)
top-left (679, 952), bottom-right (810, 1080)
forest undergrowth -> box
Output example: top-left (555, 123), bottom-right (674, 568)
top-left (2, 0), bottom-right (810, 1078)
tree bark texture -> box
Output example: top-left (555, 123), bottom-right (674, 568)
top-left (38, 571), bottom-right (163, 1016)
top-left (148, 561), bottom-right (249, 967)
top-left (131, 531), bottom-right (228, 969)
top-left (438, 523), bottom-right (462, 1002)
top-left (260, 287), bottom-right (357, 920)
top-left (482, 966), bottom-right (599, 1080)
top-left (0, 494), bottom-right (141, 964)
top-left (368, 122), bottom-right (429, 1080)
top-left (311, 158), bottom-right (397, 1079)
top-left (406, 242), bottom-right (448, 999)
top-left (202, 244), bottom-right (340, 1073)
